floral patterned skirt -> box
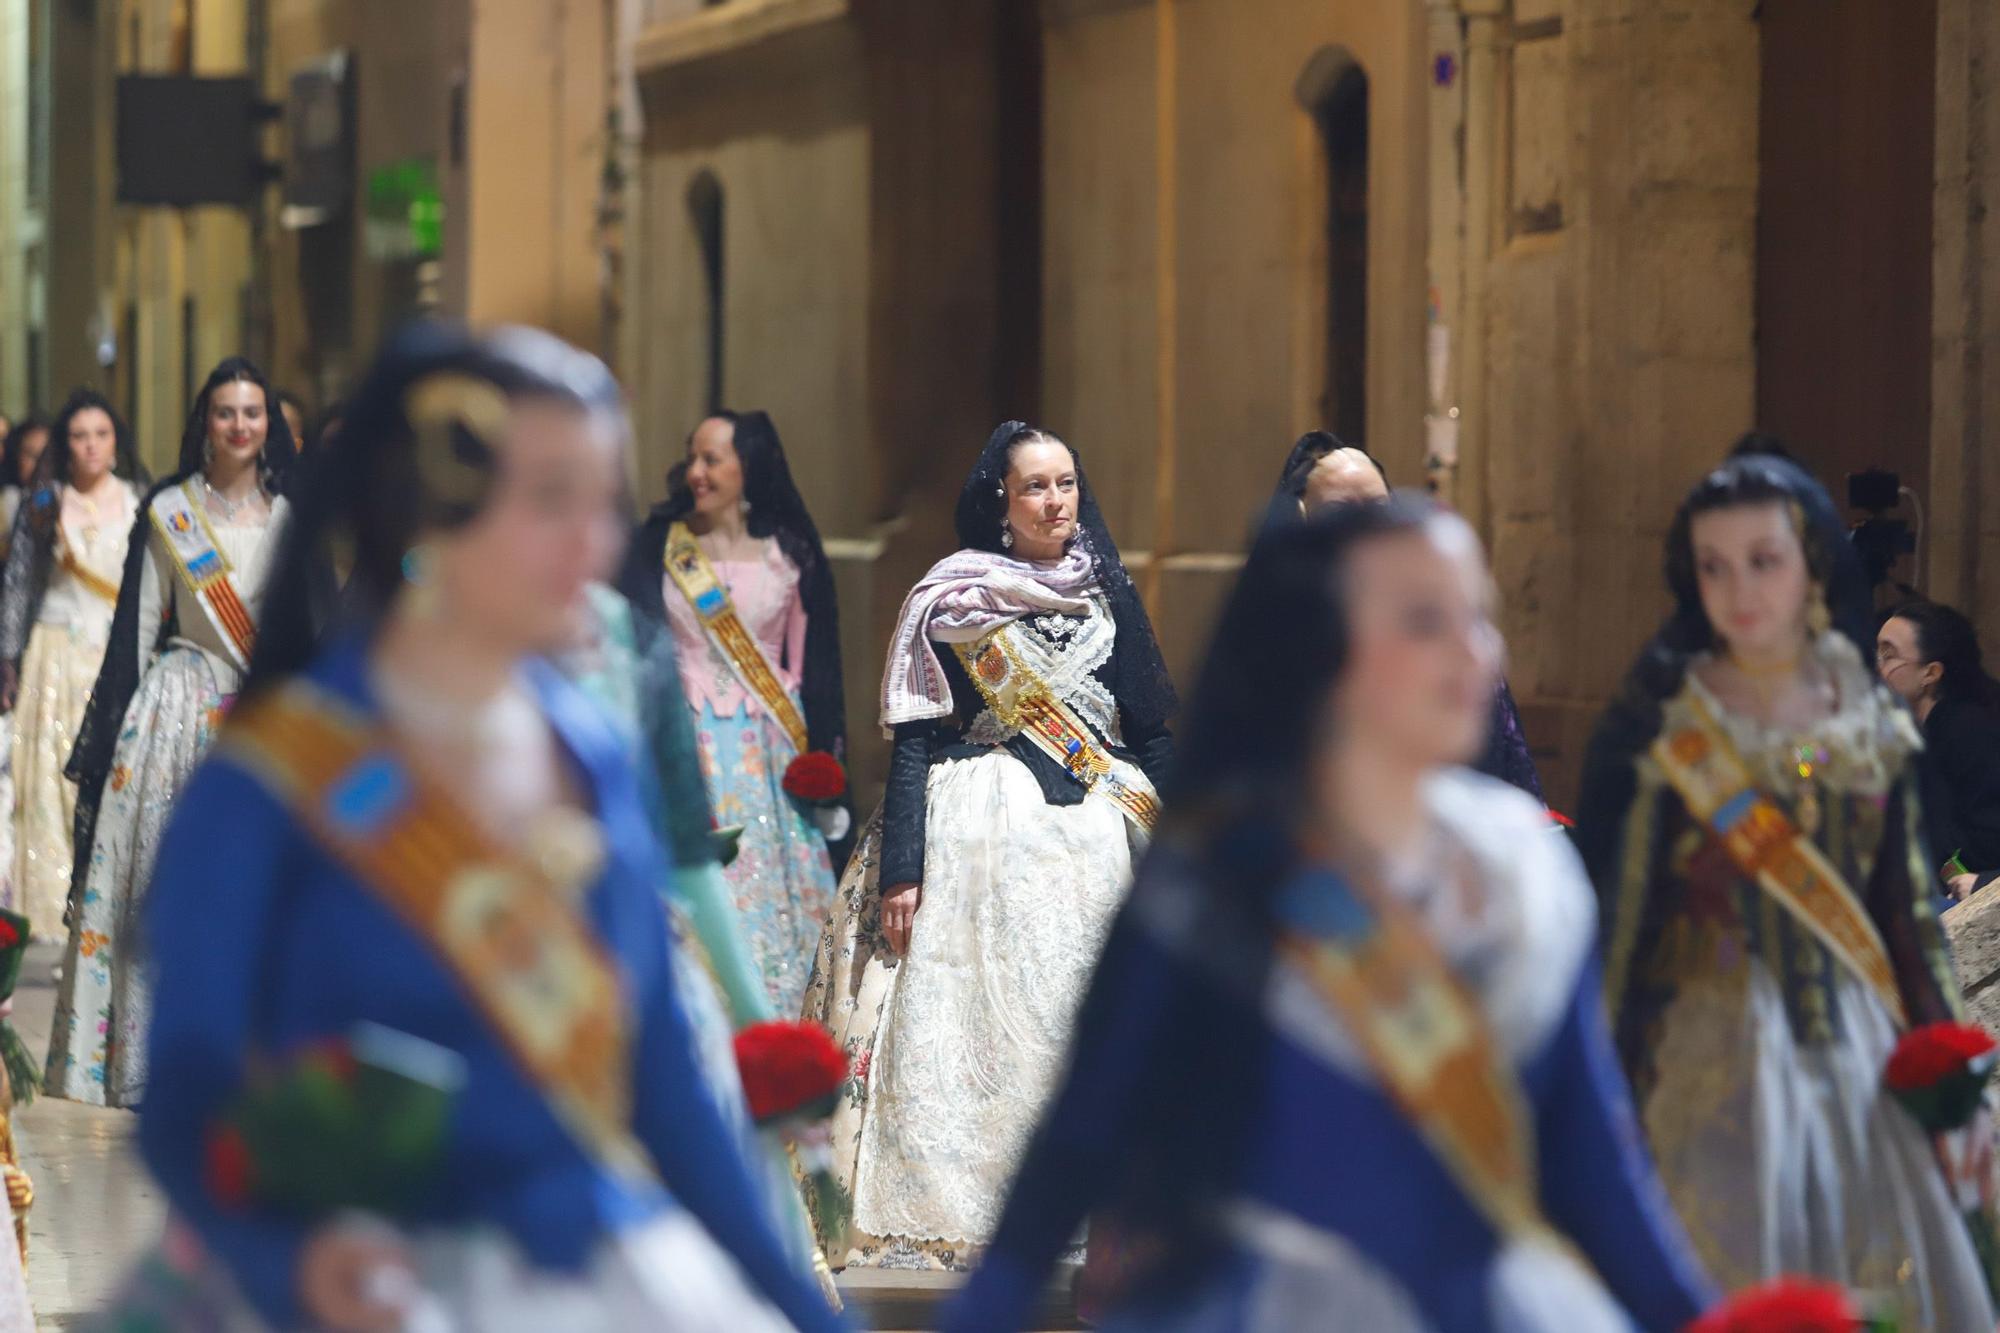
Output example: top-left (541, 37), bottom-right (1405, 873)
top-left (12, 621), bottom-right (106, 938)
top-left (804, 752), bottom-right (1147, 1270)
top-left (693, 700), bottom-right (835, 1017)
top-left (46, 646), bottom-right (224, 1107)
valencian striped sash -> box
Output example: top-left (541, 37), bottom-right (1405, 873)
top-left (663, 521), bottom-right (810, 754)
top-left (150, 483), bottom-right (259, 669)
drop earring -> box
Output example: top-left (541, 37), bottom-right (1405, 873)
top-left (401, 542), bottom-right (442, 620)
top-left (1000, 522), bottom-right (1013, 550)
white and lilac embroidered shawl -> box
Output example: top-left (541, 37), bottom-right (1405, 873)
top-left (879, 545), bottom-right (1099, 732)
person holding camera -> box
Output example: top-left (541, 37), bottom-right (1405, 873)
top-left (1877, 599), bottom-right (2000, 900)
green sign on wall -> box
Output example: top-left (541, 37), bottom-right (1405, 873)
top-left (364, 157), bottom-right (444, 261)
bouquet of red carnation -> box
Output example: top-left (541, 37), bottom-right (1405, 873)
top-left (782, 752), bottom-right (851, 841)
top-left (1884, 1022), bottom-right (1997, 1133)
top-left (0, 910), bottom-right (37, 1104)
top-left (205, 1023), bottom-right (464, 1220)
top-left (1685, 1279), bottom-right (1889, 1332)
top-left (734, 1021), bottom-right (849, 1242)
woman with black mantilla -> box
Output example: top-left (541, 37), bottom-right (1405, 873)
top-left (618, 410), bottom-right (848, 1016)
top-left (805, 421), bottom-right (1174, 1270)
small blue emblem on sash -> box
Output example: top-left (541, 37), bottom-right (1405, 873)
top-left (1274, 868), bottom-right (1377, 942)
top-left (1711, 788), bottom-right (1756, 834)
top-left (695, 587), bottom-right (727, 616)
top-left (187, 550), bottom-right (221, 580)
top-left (325, 753), bottom-right (410, 837)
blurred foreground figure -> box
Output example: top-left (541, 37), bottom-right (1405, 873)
top-left (1275, 432), bottom-right (1543, 801)
top-left (1575, 455), bottom-right (1996, 1327)
top-left (808, 422), bottom-right (1174, 1270)
top-left (949, 499), bottom-right (1713, 1332)
top-left (126, 324), bottom-right (838, 1332)
top-left (47, 358), bottom-right (299, 1107)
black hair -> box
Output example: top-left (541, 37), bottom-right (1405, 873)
top-left (1273, 430), bottom-right (1387, 506)
top-left (1728, 430), bottom-right (1795, 462)
top-left (617, 408), bottom-right (848, 761)
top-left (1575, 451), bottom-right (1874, 890)
top-left (0, 414), bottom-right (50, 489)
top-left (244, 321), bottom-right (621, 697)
top-left (1040, 497), bottom-right (1440, 1283)
top-left (173, 357), bottom-right (300, 488)
top-left (950, 420), bottom-right (1177, 736)
top-left (36, 388), bottom-right (144, 492)
top-left (1888, 599), bottom-right (2000, 710)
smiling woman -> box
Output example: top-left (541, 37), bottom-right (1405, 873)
top-left (44, 357), bottom-right (299, 1107)
top-left (803, 420), bottom-right (1176, 1272)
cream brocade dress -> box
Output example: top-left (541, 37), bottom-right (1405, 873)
top-left (1603, 634), bottom-right (1994, 1330)
top-left (45, 494), bottom-right (288, 1106)
top-left (13, 484), bottom-right (135, 937)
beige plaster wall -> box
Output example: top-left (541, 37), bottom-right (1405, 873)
top-left (1040, 0), bottom-right (1431, 683)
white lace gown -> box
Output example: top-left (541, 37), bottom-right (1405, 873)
top-left (45, 494), bottom-right (287, 1106)
top-left (806, 597), bottom-right (1151, 1269)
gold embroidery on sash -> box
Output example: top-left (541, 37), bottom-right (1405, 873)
top-left (662, 522), bottom-right (809, 753)
top-left (1652, 693), bottom-right (1908, 1027)
top-left (150, 484), bottom-right (258, 668)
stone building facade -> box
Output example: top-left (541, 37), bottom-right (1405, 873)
top-left (3, 1), bottom-right (1994, 806)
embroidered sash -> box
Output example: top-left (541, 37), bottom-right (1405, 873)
top-left (662, 522), bottom-right (809, 753)
top-left (56, 529), bottom-right (119, 606)
top-left (1652, 693), bottom-right (1907, 1027)
top-left (954, 625), bottom-right (1161, 832)
top-left (224, 682), bottom-right (656, 1183)
top-left (150, 483), bottom-right (258, 670)
top-left (1276, 866), bottom-right (1555, 1246)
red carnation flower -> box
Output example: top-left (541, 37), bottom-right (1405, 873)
top-left (733, 1021), bottom-right (848, 1126)
top-left (782, 752), bottom-right (847, 804)
top-left (1885, 1022), bottom-right (1997, 1093)
top-left (0, 919), bottom-right (21, 951)
top-left (1547, 809), bottom-right (1575, 829)
top-left (203, 1124), bottom-right (256, 1210)
top-left (1686, 1279), bottom-right (1861, 1333)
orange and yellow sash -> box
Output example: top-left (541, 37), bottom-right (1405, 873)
top-left (955, 626), bottom-right (1160, 832)
top-left (663, 522), bottom-right (809, 754)
top-left (150, 483), bottom-right (258, 669)
top-left (56, 531), bottom-right (119, 606)
top-left (224, 682), bottom-right (655, 1183)
top-left (1653, 693), bottom-right (1907, 1027)
top-left (1277, 864), bottom-right (1555, 1246)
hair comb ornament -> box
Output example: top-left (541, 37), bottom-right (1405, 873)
top-left (403, 372), bottom-right (512, 517)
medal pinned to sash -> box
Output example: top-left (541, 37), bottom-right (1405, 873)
top-left (225, 681), bottom-right (656, 1185)
top-left (1276, 865), bottom-right (1556, 1247)
top-left (662, 521), bottom-right (810, 754)
top-left (150, 484), bottom-right (259, 670)
top-left (954, 626), bottom-right (1161, 833)
top-left (1653, 692), bottom-right (1908, 1028)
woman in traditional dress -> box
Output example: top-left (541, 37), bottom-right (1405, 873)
top-left (0, 390), bottom-right (142, 936)
top-left (1275, 430), bottom-right (1543, 801)
top-left (1573, 454), bottom-right (1994, 1328)
top-left (0, 415), bottom-right (51, 913)
top-left (805, 421), bottom-right (1175, 1270)
top-left (618, 410), bottom-right (846, 1015)
top-left (44, 358), bottom-right (298, 1107)
top-left (134, 323), bottom-right (841, 1332)
top-left (947, 497), bottom-right (1714, 1332)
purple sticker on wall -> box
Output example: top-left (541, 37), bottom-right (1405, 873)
top-left (1433, 52), bottom-right (1458, 88)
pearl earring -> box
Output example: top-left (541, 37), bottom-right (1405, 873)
top-left (1000, 523), bottom-right (1013, 550)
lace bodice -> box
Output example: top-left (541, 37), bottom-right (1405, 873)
top-left (964, 597), bottom-right (1123, 747)
top-left (135, 491), bottom-right (290, 690)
